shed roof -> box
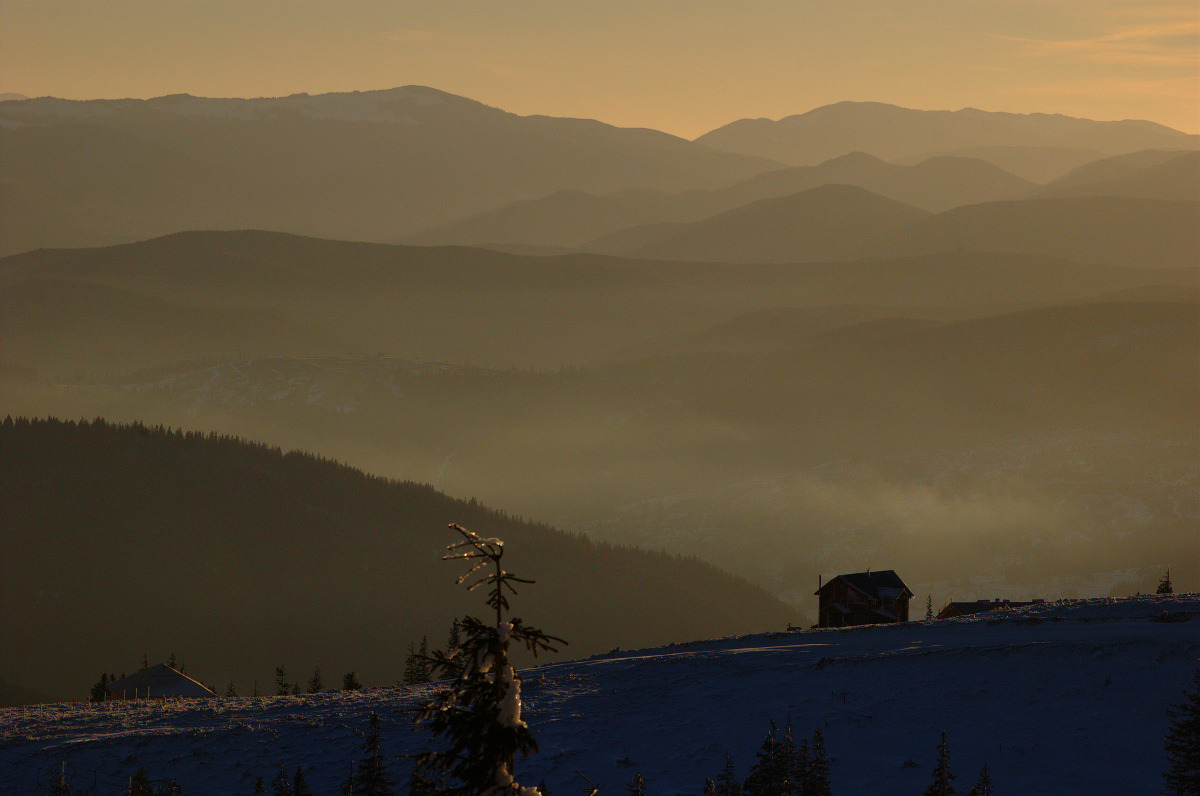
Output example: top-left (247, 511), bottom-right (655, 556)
top-left (106, 664), bottom-right (216, 699)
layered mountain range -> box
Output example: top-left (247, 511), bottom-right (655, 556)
top-left (2, 89), bottom-right (1195, 256)
top-left (2, 89), bottom-right (1196, 699)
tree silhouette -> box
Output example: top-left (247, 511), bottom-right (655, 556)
top-left (1158, 569), bottom-right (1174, 595)
top-left (966, 763), bottom-right (994, 796)
top-left (353, 711), bottom-right (395, 795)
top-left (712, 751), bottom-right (742, 796)
top-left (275, 666), bottom-right (291, 696)
top-left (807, 728), bottom-right (832, 796)
top-left (412, 523), bottom-right (565, 795)
top-left (924, 731), bottom-right (956, 796)
top-left (1164, 664), bottom-right (1200, 795)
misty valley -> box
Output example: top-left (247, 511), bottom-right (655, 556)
top-left (1, 87), bottom-right (1198, 794)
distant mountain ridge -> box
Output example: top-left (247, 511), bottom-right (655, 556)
top-left (695, 101), bottom-right (1199, 170)
top-left (402, 151), bottom-right (1038, 249)
top-left (585, 188), bottom-right (1198, 266)
top-left (0, 86), bottom-right (778, 256)
top-left (4, 88), bottom-right (1197, 255)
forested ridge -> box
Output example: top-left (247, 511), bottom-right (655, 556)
top-left (0, 417), bottom-right (799, 702)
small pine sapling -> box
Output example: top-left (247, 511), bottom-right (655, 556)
top-left (275, 666), bottom-right (291, 696)
top-left (126, 768), bottom-right (154, 796)
top-left (626, 771), bottom-right (647, 796)
top-left (226, 680), bottom-right (238, 697)
top-left (293, 765), bottom-right (313, 796)
top-left (90, 673), bottom-right (109, 703)
top-left (743, 720), bottom-right (781, 796)
top-left (807, 728), bottom-right (832, 796)
top-left (1158, 569), bottom-right (1175, 595)
top-left (354, 711), bottom-right (395, 795)
top-left (343, 671), bottom-right (362, 691)
top-left (924, 731), bottom-right (956, 796)
top-left (926, 595), bottom-right (934, 620)
top-left (413, 523), bottom-right (565, 795)
top-left (50, 762), bottom-right (74, 796)
top-left (966, 763), bottom-right (994, 796)
top-left (272, 762), bottom-right (293, 796)
top-left (712, 751), bottom-right (743, 796)
top-left (404, 639), bottom-right (433, 685)
top-left (778, 723), bottom-right (800, 795)
top-left (1164, 663), bottom-right (1200, 795)
top-left (307, 666), bottom-right (323, 694)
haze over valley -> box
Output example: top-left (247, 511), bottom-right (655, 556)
top-left (1, 49), bottom-right (1198, 721)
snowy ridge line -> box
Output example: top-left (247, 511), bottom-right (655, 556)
top-left (1, 595), bottom-right (1197, 794)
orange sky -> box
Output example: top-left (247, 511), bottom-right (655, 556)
top-left (5, 0), bottom-right (1198, 137)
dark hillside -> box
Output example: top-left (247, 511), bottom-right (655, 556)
top-left (0, 418), bottom-right (800, 702)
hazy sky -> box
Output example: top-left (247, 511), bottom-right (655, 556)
top-left (6, 0), bottom-right (1198, 137)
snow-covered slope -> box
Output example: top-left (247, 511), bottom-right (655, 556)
top-left (2, 596), bottom-right (1196, 795)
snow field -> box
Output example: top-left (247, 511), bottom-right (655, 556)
top-left (1, 596), bottom-right (1196, 794)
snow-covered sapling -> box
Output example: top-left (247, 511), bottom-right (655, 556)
top-left (413, 523), bottom-right (566, 796)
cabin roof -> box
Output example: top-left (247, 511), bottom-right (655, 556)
top-left (816, 570), bottom-right (914, 600)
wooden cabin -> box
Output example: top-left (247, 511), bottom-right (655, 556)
top-left (815, 570), bottom-right (913, 628)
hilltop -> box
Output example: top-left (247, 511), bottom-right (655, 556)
top-left (1, 595), bottom-right (1195, 794)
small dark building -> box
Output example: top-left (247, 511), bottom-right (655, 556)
top-left (105, 664), bottom-right (216, 700)
top-left (815, 570), bottom-right (913, 628)
top-left (936, 598), bottom-right (1043, 620)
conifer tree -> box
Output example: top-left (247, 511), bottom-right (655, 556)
top-left (743, 720), bottom-right (781, 796)
top-left (50, 761), bottom-right (74, 795)
top-left (1159, 569), bottom-right (1175, 595)
top-left (126, 768), bottom-right (154, 796)
top-left (343, 671), bottom-right (362, 691)
top-left (712, 751), bottom-right (743, 796)
top-left (293, 765), bottom-right (313, 796)
top-left (272, 762), bottom-right (293, 796)
top-left (226, 680), bottom-right (238, 697)
top-left (354, 711), bottom-right (395, 796)
top-left (307, 666), bottom-right (323, 694)
top-left (778, 723), bottom-right (800, 795)
top-left (926, 595), bottom-right (934, 620)
top-left (924, 732), bottom-right (956, 796)
top-left (807, 728), bottom-right (832, 796)
top-left (966, 763), bottom-right (994, 796)
top-left (404, 639), bottom-right (432, 685)
top-left (1164, 664), bottom-right (1200, 795)
top-left (90, 673), bottom-right (109, 702)
top-left (419, 636), bottom-right (431, 680)
top-left (702, 778), bottom-right (719, 796)
top-left (796, 736), bottom-right (811, 795)
top-left (412, 523), bottom-right (565, 796)
top-left (254, 776), bottom-right (266, 794)
top-left (275, 666), bottom-right (291, 696)
top-left (626, 771), bottom-right (647, 796)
